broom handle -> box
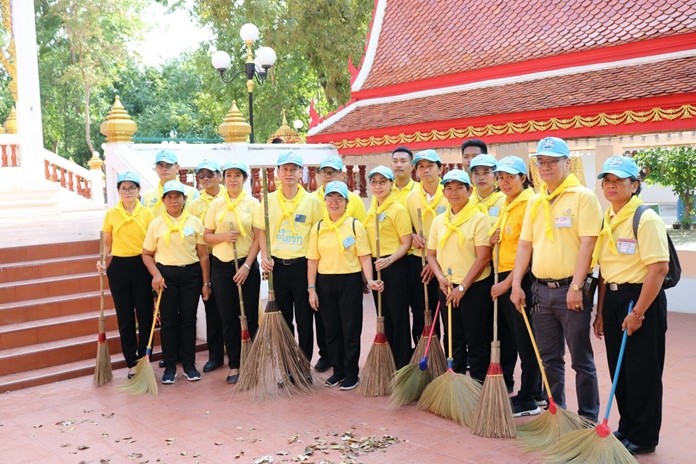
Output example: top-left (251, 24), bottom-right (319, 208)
top-left (446, 269), bottom-right (453, 361)
top-left (230, 223), bottom-right (247, 318)
top-left (147, 290), bottom-right (163, 350)
top-left (602, 301), bottom-right (633, 422)
top-left (520, 305), bottom-right (554, 403)
top-left (417, 208), bottom-right (430, 323)
top-left (492, 244), bottom-right (499, 342)
top-left (375, 216), bottom-right (382, 319)
top-left (99, 231), bottom-right (105, 319)
top-left (261, 169), bottom-right (274, 292)
top-left (422, 301), bottom-right (441, 357)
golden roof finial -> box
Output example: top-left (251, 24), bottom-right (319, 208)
top-left (219, 101), bottom-right (251, 143)
top-left (268, 109), bottom-right (304, 144)
top-left (100, 96), bottom-right (137, 142)
top-left (3, 106), bottom-right (17, 133)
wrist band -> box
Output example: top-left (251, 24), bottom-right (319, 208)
top-left (631, 309), bottom-right (645, 321)
top-left (243, 263), bottom-right (251, 270)
top-left (307, 285), bottom-right (316, 290)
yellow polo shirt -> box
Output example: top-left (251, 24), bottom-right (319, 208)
top-left (102, 202), bottom-right (154, 257)
top-left (253, 187), bottom-right (323, 259)
top-left (406, 182), bottom-right (449, 257)
top-left (472, 190), bottom-right (506, 225)
top-left (189, 188), bottom-right (225, 222)
top-left (597, 207), bottom-right (669, 284)
top-left (428, 207), bottom-right (492, 284)
top-left (141, 183), bottom-right (200, 217)
top-left (307, 217), bottom-right (371, 274)
top-left (143, 213), bottom-right (205, 266)
top-left (205, 192), bottom-right (260, 261)
top-left (497, 192), bottom-right (533, 273)
top-left (364, 197), bottom-right (412, 257)
top-left (314, 186), bottom-right (367, 222)
top-left (393, 178), bottom-right (419, 207)
top-left (520, 185), bottom-right (602, 280)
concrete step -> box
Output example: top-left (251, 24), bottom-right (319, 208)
top-left (0, 254), bottom-right (99, 284)
top-left (0, 290), bottom-right (115, 325)
top-left (0, 239), bottom-right (99, 263)
top-left (0, 272), bottom-right (102, 305)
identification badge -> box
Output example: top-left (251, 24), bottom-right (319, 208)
top-left (295, 214), bottom-right (306, 223)
top-left (378, 213), bottom-right (386, 222)
top-left (555, 216), bottom-right (572, 228)
top-left (489, 206), bottom-right (500, 217)
top-left (436, 206), bottom-right (447, 214)
top-left (343, 236), bottom-right (356, 249)
top-left (616, 238), bottom-right (637, 255)
top-left (183, 227), bottom-right (195, 237)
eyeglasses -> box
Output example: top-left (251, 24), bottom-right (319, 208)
top-left (118, 186), bottom-right (138, 193)
top-left (370, 179), bottom-right (391, 186)
top-left (155, 162), bottom-right (174, 169)
top-left (535, 158), bottom-right (565, 168)
top-left (321, 169), bottom-right (340, 177)
top-left (196, 171), bottom-right (217, 179)
top-left (325, 196), bottom-right (346, 203)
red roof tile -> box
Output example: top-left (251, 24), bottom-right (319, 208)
top-left (317, 57), bottom-right (696, 135)
top-left (360, 0), bottom-right (696, 90)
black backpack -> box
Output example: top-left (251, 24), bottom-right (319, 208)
top-left (633, 205), bottom-right (681, 289)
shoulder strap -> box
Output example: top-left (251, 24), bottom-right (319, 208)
top-left (352, 218), bottom-right (357, 236)
top-left (632, 204), bottom-right (650, 238)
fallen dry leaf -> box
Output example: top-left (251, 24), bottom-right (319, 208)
top-left (127, 452), bottom-right (143, 460)
top-left (101, 412), bottom-right (115, 418)
top-left (214, 441), bottom-right (223, 446)
top-left (77, 445), bottom-right (89, 451)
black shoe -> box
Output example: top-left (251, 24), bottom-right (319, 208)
top-left (158, 359), bottom-right (166, 368)
top-left (314, 358), bottom-right (331, 373)
top-left (324, 374), bottom-right (344, 387)
top-left (622, 439), bottom-right (656, 455)
top-left (339, 377), bottom-right (360, 391)
top-left (183, 366), bottom-right (201, 381)
top-left (226, 372), bottom-right (239, 384)
top-left (613, 430), bottom-right (625, 441)
top-left (203, 359), bottom-right (222, 373)
top-left (161, 367), bottom-right (176, 384)
top-left (510, 395), bottom-right (541, 418)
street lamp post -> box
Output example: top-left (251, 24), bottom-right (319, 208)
top-left (211, 23), bottom-right (277, 143)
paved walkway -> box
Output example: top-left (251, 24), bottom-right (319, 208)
top-left (2, 305), bottom-right (694, 463)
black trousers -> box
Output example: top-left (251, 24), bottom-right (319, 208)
top-left (211, 256), bottom-right (260, 369)
top-left (499, 271), bottom-right (542, 400)
top-left (603, 285), bottom-right (666, 448)
top-left (407, 254), bottom-right (440, 345)
top-left (371, 256), bottom-right (412, 369)
top-left (272, 257), bottom-right (325, 362)
top-left (106, 256), bottom-right (154, 368)
top-left (317, 272), bottom-right (363, 381)
top-left (204, 253), bottom-right (223, 363)
top-left (157, 263), bottom-right (201, 369)
top-left (439, 275), bottom-right (493, 382)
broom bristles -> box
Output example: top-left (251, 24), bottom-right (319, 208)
top-left (517, 401), bottom-right (594, 450)
top-left (472, 363), bottom-right (516, 438)
top-left (358, 316), bottom-right (396, 397)
top-left (93, 317), bottom-right (113, 386)
top-left (426, 335), bottom-right (447, 378)
top-left (543, 424), bottom-right (637, 464)
top-left (236, 307), bottom-right (313, 401)
top-left (117, 355), bottom-right (158, 396)
top-left (410, 324), bottom-right (431, 364)
top-left (389, 362), bottom-right (432, 407)
top-left (417, 369), bottom-right (482, 427)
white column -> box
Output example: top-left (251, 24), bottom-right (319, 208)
top-left (12, 0), bottom-right (44, 171)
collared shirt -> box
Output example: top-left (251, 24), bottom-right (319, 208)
top-left (142, 183), bottom-right (200, 217)
top-left (307, 217), bottom-right (371, 274)
top-left (102, 202), bottom-right (154, 257)
top-left (406, 182), bottom-right (448, 257)
top-left (205, 193), bottom-right (261, 261)
top-left (364, 199), bottom-right (412, 257)
top-left (143, 213), bottom-right (205, 266)
top-left (393, 178), bottom-right (419, 207)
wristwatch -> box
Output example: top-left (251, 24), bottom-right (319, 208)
top-left (457, 284), bottom-right (466, 292)
top-left (571, 282), bottom-right (581, 292)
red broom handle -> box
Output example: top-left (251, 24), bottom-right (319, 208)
top-left (422, 301), bottom-right (441, 357)
top-left (520, 305), bottom-right (555, 408)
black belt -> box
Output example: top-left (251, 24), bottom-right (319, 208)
top-left (606, 282), bottom-right (643, 292)
top-left (535, 276), bottom-right (573, 289)
top-left (273, 256), bottom-right (306, 266)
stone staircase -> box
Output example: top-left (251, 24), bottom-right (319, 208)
top-left (0, 239), bottom-right (204, 392)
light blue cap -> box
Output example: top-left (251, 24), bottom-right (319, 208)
top-left (367, 165), bottom-right (394, 181)
top-left (162, 180), bottom-right (186, 196)
top-left (324, 180), bottom-right (349, 199)
top-left (155, 150), bottom-right (178, 164)
top-left (494, 156), bottom-right (527, 175)
top-left (222, 161), bottom-right (249, 176)
top-left (597, 155), bottom-right (640, 180)
top-left (412, 149), bottom-right (442, 166)
top-left (277, 151), bottom-right (303, 167)
top-left (534, 137), bottom-right (570, 158)
top-left (441, 169), bottom-right (471, 186)
top-left (320, 155), bottom-right (344, 171)
top-left (195, 159), bottom-right (221, 173)
top-left (116, 171), bottom-right (140, 186)
top-left (470, 154), bottom-right (498, 169)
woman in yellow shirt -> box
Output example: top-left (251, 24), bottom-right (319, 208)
top-left (203, 162), bottom-right (261, 385)
top-left (489, 156), bottom-right (542, 416)
top-left (99, 172), bottom-right (154, 379)
top-left (307, 181), bottom-right (382, 391)
top-left (364, 166), bottom-right (413, 369)
top-left (142, 180), bottom-right (211, 385)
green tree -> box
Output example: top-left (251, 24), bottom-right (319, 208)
top-left (634, 145), bottom-right (696, 225)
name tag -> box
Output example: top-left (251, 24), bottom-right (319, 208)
top-left (555, 216), bottom-right (572, 228)
top-left (295, 214), bottom-right (306, 223)
top-left (183, 227), bottom-right (196, 237)
top-left (436, 206), bottom-right (447, 214)
top-left (616, 238), bottom-right (636, 255)
top-left (378, 213), bottom-right (386, 222)
top-left (343, 236), bottom-right (356, 249)
top-left (489, 206), bottom-right (500, 217)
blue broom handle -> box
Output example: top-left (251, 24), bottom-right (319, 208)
top-left (602, 301), bottom-right (633, 422)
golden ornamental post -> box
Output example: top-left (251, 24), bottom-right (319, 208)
top-left (218, 100), bottom-right (251, 143)
top-left (99, 96), bottom-right (137, 142)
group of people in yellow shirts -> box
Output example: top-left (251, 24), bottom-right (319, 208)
top-left (100, 137), bottom-right (668, 455)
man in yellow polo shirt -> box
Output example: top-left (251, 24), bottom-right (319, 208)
top-left (510, 136), bottom-right (602, 422)
top-left (142, 150), bottom-right (199, 217)
top-left (255, 152), bottom-right (324, 365)
top-left (189, 159), bottom-right (226, 374)
top-left (391, 146), bottom-right (418, 206)
top-left (461, 139), bottom-right (488, 174)
top-left (406, 150), bottom-right (448, 349)
top-left (315, 155), bottom-right (366, 221)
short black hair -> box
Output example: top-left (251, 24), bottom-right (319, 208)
top-left (461, 139), bottom-right (488, 154)
top-left (392, 146), bottom-right (413, 159)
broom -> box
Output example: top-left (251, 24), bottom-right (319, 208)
top-left (544, 302), bottom-right (636, 464)
top-left (410, 209), bottom-right (447, 378)
top-left (472, 245), bottom-right (516, 438)
top-left (118, 290), bottom-right (162, 396)
top-left (93, 231), bottom-right (113, 386)
top-left (517, 304), bottom-right (593, 450)
top-left (231, 229), bottom-right (251, 368)
top-left (236, 169), bottom-right (313, 400)
top-left (417, 269), bottom-right (482, 427)
top-left (358, 216), bottom-right (396, 397)
top-left (389, 301), bottom-right (443, 407)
